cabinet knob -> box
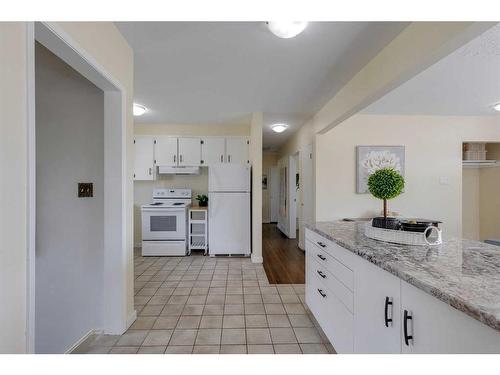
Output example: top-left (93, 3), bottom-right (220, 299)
top-left (317, 289), bottom-right (327, 298)
top-left (403, 310), bottom-right (413, 346)
top-left (317, 241), bottom-right (326, 248)
top-left (384, 296), bottom-right (393, 327)
top-left (316, 254), bottom-right (326, 261)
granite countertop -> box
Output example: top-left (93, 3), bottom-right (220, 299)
top-left (305, 221), bottom-right (500, 332)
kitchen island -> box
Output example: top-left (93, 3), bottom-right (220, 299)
top-left (305, 221), bottom-right (500, 353)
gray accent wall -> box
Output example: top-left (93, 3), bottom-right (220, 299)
top-left (35, 42), bottom-right (104, 353)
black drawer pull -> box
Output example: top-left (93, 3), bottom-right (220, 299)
top-left (384, 296), bottom-right (393, 327)
top-left (317, 270), bottom-right (327, 279)
top-left (403, 310), bottom-right (413, 346)
top-left (317, 241), bottom-right (327, 248)
top-left (317, 254), bottom-right (326, 261)
top-left (317, 289), bottom-right (327, 298)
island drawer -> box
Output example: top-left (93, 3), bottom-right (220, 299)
top-left (306, 229), bottom-right (357, 270)
top-left (306, 262), bottom-right (354, 353)
top-left (307, 251), bottom-right (354, 312)
top-left (306, 238), bottom-right (354, 291)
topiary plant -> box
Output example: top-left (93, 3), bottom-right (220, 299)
top-left (367, 168), bottom-right (405, 219)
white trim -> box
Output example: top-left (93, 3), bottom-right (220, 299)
top-left (126, 310), bottom-right (137, 331)
top-left (64, 329), bottom-right (102, 354)
top-left (251, 255), bottom-right (263, 264)
top-left (27, 21), bottom-right (130, 351)
top-left (26, 21), bottom-right (36, 354)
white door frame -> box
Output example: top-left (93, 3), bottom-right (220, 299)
top-left (269, 166), bottom-right (279, 223)
top-left (298, 143), bottom-right (314, 250)
top-left (26, 22), bottom-right (132, 353)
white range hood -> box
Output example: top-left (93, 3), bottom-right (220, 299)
top-left (157, 165), bottom-right (200, 175)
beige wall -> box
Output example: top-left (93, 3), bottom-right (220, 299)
top-left (135, 123), bottom-right (250, 136)
top-left (462, 168), bottom-right (480, 240)
top-left (0, 22), bottom-right (133, 353)
top-left (133, 123), bottom-right (250, 246)
top-left (316, 115), bottom-right (500, 239)
top-left (479, 165), bottom-right (500, 240)
top-left (262, 152), bottom-right (279, 223)
top-left (0, 22), bottom-right (28, 354)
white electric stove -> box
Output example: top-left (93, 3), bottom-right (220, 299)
top-left (141, 188), bottom-right (192, 256)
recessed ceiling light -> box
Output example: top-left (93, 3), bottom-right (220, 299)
top-left (267, 22), bottom-right (308, 39)
top-left (133, 103), bottom-right (147, 116)
top-left (493, 103), bottom-right (500, 112)
top-left (271, 123), bottom-right (289, 133)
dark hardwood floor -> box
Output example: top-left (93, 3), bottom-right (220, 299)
top-left (263, 224), bottom-right (305, 284)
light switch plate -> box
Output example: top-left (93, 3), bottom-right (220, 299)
top-left (439, 176), bottom-right (450, 185)
top-left (78, 183), bottom-right (93, 197)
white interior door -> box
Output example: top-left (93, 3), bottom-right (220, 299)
top-left (155, 136), bottom-right (178, 166)
top-left (208, 192), bottom-right (250, 255)
top-left (226, 137), bottom-right (249, 164)
top-left (134, 136), bottom-right (155, 180)
top-left (269, 167), bottom-right (279, 223)
top-left (178, 137), bottom-right (201, 166)
top-left (289, 155), bottom-right (297, 239)
top-left (299, 143), bottom-right (313, 249)
top-left (201, 137), bottom-right (225, 166)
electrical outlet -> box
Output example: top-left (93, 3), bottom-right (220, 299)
top-left (78, 183), bottom-right (93, 197)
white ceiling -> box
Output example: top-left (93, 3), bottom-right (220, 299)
top-left (116, 22), bottom-right (408, 150)
top-left (364, 23), bottom-right (500, 116)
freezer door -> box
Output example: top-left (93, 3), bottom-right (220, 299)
top-left (208, 164), bottom-right (250, 192)
top-left (208, 192), bottom-right (250, 255)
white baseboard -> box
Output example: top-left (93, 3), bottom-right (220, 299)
top-left (126, 309), bottom-right (137, 330)
top-left (251, 255), bottom-right (263, 264)
top-left (65, 329), bottom-right (102, 354)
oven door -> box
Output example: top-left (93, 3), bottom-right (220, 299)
top-left (141, 208), bottom-right (186, 241)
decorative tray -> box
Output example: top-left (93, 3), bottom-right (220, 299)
top-left (364, 220), bottom-right (442, 246)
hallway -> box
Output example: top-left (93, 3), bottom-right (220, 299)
top-left (263, 224), bottom-right (305, 284)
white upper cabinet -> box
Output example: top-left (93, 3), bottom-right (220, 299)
top-left (226, 137), bottom-right (249, 164)
top-left (201, 137), bottom-right (225, 166)
top-left (178, 137), bottom-right (202, 166)
top-left (134, 136), bottom-right (155, 180)
top-left (155, 136), bottom-right (178, 166)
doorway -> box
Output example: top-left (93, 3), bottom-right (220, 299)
top-left (27, 22), bottom-right (130, 353)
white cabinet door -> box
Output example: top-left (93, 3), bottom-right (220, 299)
top-left (134, 136), bottom-right (155, 180)
top-left (353, 257), bottom-right (401, 353)
top-left (155, 136), bottom-right (178, 166)
top-left (401, 280), bottom-right (500, 353)
top-left (225, 137), bottom-right (249, 164)
top-left (178, 137), bottom-right (202, 166)
top-left (201, 137), bottom-right (225, 166)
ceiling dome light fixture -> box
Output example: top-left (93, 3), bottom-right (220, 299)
top-left (493, 103), bottom-right (500, 112)
top-left (133, 103), bottom-right (147, 116)
top-left (267, 21), bottom-right (308, 39)
top-left (271, 123), bottom-right (289, 133)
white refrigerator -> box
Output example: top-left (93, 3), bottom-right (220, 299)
top-left (208, 164), bottom-right (251, 256)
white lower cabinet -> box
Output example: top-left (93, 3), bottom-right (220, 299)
top-left (400, 280), bottom-right (500, 353)
top-left (353, 257), bottom-right (401, 353)
top-left (305, 229), bottom-right (500, 354)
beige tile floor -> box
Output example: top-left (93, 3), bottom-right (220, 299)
top-left (72, 250), bottom-right (334, 354)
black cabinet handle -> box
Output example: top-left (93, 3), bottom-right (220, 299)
top-left (384, 297), bottom-right (393, 327)
top-left (403, 310), bottom-right (413, 346)
top-left (317, 254), bottom-right (326, 261)
top-left (317, 289), bottom-right (327, 298)
top-left (317, 241), bottom-right (326, 248)
top-left (317, 270), bottom-right (327, 279)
